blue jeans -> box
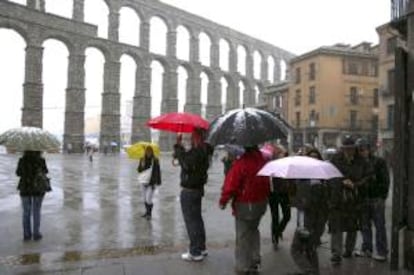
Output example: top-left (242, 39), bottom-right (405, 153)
top-left (180, 189), bottom-right (206, 256)
top-left (360, 198), bottom-right (388, 256)
top-left (21, 196), bottom-right (44, 239)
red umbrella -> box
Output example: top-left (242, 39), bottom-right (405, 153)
top-left (146, 112), bottom-right (209, 133)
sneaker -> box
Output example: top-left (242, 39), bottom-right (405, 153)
top-left (201, 250), bottom-right (208, 257)
top-left (354, 250), bottom-right (372, 258)
top-left (373, 254), bottom-right (387, 262)
top-left (181, 252), bottom-right (204, 262)
top-left (342, 251), bottom-right (353, 258)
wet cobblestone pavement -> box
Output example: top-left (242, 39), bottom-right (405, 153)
top-left (0, 153), bottom-right (410, 274)
top-left (0, 153), bottom-right (273, 265)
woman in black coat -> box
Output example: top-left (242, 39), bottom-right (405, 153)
top-left (16, 150), bottom-right (49, 241)
top-left (137, 146), bottom-right (161, 220)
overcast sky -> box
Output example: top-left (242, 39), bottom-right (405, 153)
top-left (161, 0), bottom-right (390, 55)
top-left (0, 0), bottom-right (391, 137)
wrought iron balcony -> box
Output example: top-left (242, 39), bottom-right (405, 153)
top-left (391, 0), bottom-right (410, 36)
top-left (392, 0), bottom-right (409, 20)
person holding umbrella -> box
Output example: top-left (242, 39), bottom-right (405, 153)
top-left (289, 148), bottom-right (328, 275)
top-left (16, 151), bottom-right (49, 241)
top-left (137, 146), bottom-right (161, 220)
top-left (219, 145), bottom-right (270, 274)
top-left (173, 127), bottom-right (213, 262)
top-left (328, 135), bottom-right (370, 265)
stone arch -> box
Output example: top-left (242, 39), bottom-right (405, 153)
top-left (280, 59), bottom-right (287, 81)
top-left (84, 41), bottom-right (111, 62)
top-left (149, 15), bottom-right (168, 55)
top-left (177, 65), bottom-right (190, 112)
top-left (0, 28), bottom-right (26, 132)
top-left (267, 55), bottom-right (275, 83)
top-left (151, 55), bottom-right (170, 72)
top-left (237, 44), bottom-right (247, 75)
top-left (199, 31), bottom-right (211, 66)
top-left (219, 38), bottom-right (230, 71)
top-left (253, 50), bottom-right (263, 80)
top-left (41, 33), bottom-right (75, 54)
top-left (119, 53), bottom-right (136, 144)
top-left (200, 71), bottom-right (209, 118)
top-left (176, 24), bottom-right (191, 61)
top-left (119, 3), bottom-right (144, 21)
top-left (44, 0), bottom-right (73, 18)
top-left (119, 6), bottom-right (141, 46)
top-left (84, 46), bottom-right (105, 140)
top-left (0, 22), bottom-right (29, 44)
top-left (119, 49), bottom-right (143, 67)
top-left (42, 38), bottom-right (70, 139)
top-left (84, 0), bottom-right (109, 39)
top-left (150, 59), bottom-right (165, 142)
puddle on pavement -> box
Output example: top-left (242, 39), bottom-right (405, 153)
top-left (0, 245), bottom-right (164, 267)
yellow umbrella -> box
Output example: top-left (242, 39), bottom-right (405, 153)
top-left (126, 142), bottom-right (160, 159)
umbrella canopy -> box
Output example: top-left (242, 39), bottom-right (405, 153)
top-left (126, 142), bottom-right (160, 159)
top-left (0, 127), bottom-right (61, 152)
top-left (147, 112), bottom-right (209, 133)
top-left (207, 107), bottom-right (289, 146)
top-left (257, 156), bottom-right (343, 180)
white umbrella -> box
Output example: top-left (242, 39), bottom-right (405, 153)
top-left (0, 127), bottom-right (61, 152)
top-left (257, 156), bottom-right (343, 180)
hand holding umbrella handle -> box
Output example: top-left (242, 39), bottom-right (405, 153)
top-left (172, 158), bottom-right (180, 167)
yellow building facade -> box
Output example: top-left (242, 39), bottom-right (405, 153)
top-left (267, 43), bottom-right (379, 151)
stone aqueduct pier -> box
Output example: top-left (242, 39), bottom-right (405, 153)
top-left (0, 0), bottom-right (294, 151)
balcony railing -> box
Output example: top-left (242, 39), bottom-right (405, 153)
top-left (392, 0), bottom-right (409, 21)
top-left (391, 0), bottom-right (410, 36)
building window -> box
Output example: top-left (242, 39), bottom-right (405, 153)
top-left (386, 37), bottom-right (397, 55)
top-left (372, 114), bottom-right (379, 132)
top-left (295, 111), bottom-right (301, 128)
top-left (373, 88), bottom-right (379, 107)
top-left (309, 62), bottom-right (315, 80)
top-left (350, 110), bottom-right (357, 129)
top-left (309, 110), bottom-right (317, 127)
top-left (277, 95), bottom-right (283, 108)
top-left (388, 69), bottom-right (395, 95)
top-left (309, 86), bottom-right (316, 104)
top-left (350, 87), bottom-right (359, 105)
top-left (295, 89), bottom-right (301, 106)
top-left (348, 62), bottom-right (359, 75)
top-left (272, 96), bottom-right (277, 109)
top-left (295, 67), bottom-right (301, 84)
top-left (387, 104), bottom-right (394, 130)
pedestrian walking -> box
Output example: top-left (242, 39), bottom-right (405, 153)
top-left (268, 146), bottom-right (292, 249)
top-left (219, 145), bottom-right (270, 274)
top-left (87, 146), bottom-right (94, 162)
top-left (16, 151), bottom-right (50, 241)
top-left (137, 146), bottom-right (161, 220)
top-left (289, 148), bottom-right (328, 275)
top-left (173, 128), bottom-right (213, 262)
top-left (354, 138), bottom-right (390, 262)
top-left (328, 136), bottom-right (370, 265)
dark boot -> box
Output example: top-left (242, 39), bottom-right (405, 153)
top-left (141, 203), bottom-right (149, 218)
top-left (146, 204), bottom-right (153, 220)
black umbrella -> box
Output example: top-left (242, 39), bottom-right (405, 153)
top-left (206, 107), bottom-right (290, 146)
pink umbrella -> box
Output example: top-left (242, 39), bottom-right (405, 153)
top-left (257, 156), bottom-right (343, 180)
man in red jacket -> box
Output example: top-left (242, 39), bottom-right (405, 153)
top-left (219, 145), bottom-right (270, 274)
